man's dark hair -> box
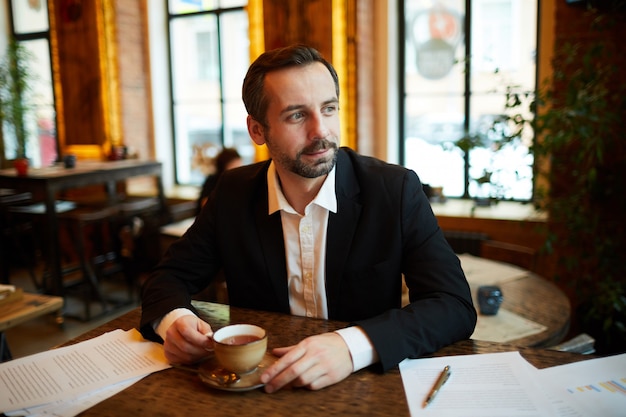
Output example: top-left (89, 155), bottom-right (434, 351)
top-left (242, 45), bottom-right (340, 128)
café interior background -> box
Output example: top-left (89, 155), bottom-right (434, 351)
top-left (1, 0), bottom-right (625, 355)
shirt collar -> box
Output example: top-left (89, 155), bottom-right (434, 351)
top-left (267, 161), bottom-right (337, 215)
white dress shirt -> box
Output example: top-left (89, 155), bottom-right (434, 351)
top-left (156, 161), bottom-right (378, 371)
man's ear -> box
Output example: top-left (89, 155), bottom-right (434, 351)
top-left (247, 116), bottom-right (266, 146)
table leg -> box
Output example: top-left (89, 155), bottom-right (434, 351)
top-left (43, 190), bottom-right (63, 297)
top-left (0, 332), bottom-right (12, 362)
top-left (105, 180), bottom-right (118, 203)
top-left (155, 175), bottom-right (168, 220)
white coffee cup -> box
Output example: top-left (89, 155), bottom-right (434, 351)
top-left (212, 324), bottom-right (268, 374)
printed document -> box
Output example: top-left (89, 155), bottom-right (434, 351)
top-left (399, 351), bottom-right (556, 416)
top-left (537, 352), bottom-right (626, 417)
top-left (0, 328), bottom-right (170, 414)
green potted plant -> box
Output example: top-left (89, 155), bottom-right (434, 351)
top-left (531, 11), bottom-right (626, 354)
top-left (0, 39), bottom-right (36, 175)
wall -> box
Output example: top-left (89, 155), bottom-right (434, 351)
top-left (114, 0), bottom-right (153, 161)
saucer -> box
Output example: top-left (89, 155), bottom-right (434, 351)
top-left (197, 352), bottom-right (277, 392)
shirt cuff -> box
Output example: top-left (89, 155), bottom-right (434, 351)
top-left (154, 308), bottom-right (196, 341)
top-left (335, 326), bottom-right (379, 372)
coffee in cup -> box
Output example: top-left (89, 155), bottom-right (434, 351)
top-left (212, 324), bottom-right (267, 374)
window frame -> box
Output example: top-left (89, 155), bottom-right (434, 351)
top-left (166, 1), bottom-right (249, 186)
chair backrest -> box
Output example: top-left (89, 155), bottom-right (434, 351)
top-left (443, 230), bottom-right (489, 256)
top-left (480, 239), bottom-right (536, 271)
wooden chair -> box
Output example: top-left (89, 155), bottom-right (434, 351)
top-left (58, 204), bottom-right (125, 320)
top-left (1, 189), bottom-right (36, 286)
top-left (443, 230), bottom-right (489, 256)
top-left (480, 240), bottom-right (537, 271)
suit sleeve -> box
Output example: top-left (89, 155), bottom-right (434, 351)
top-left (139, 198), bottom-right (222, 342)
top-left (355, 170), bottom-right (477, 371)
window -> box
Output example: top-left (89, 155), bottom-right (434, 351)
top-left (1, 0), bottom-right (57, 168)
top-left (167, 0), bottom-right (252, 185)
top-left (401, 0), bottom-right (536, 201)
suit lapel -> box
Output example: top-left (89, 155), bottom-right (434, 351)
top-left (326, 150), bottom-right (361, 316)
top-left (253, 173), bottom-right (291, 313)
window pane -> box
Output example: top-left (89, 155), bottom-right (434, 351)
top-left (169, 7), bottom-right (249, 185)
top-left (405, 97), bottom-right (466, 197)
top-left (168, 0), bottom-right (245, 14)
top-left (467, 108), bottom-right (534, 201)
top-left (171, 14), bottom-right (222, 184)
top-left (219, 11), bottom-right (252, 162)
top-left (11, 0), bottom-right (49, 33)
top-left (25, 39), bottom-right (57, 167)
top-left (404, 0), bottom-right (466, 198)
top-left (468, 0), bottom-right (536, 200)
top-left (1, 39), bottom-right (56, 167)
top-left (169, 0), bottom-right (218, 14)
top-left (219, 0), bottom-right (247, 8)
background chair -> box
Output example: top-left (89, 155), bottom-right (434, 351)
top-left (443, 230), bottom-right (489, 256)
top-left (480, 240), bottom-right (537, 271)
top-left (1, 189), bottom-right (36, 286)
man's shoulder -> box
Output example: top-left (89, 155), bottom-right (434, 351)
top-left (338, 147), bottom-right (411, 177)
top-left (222, 159), bottom-right (270, 182)
top-left (215, 160), bottom-right (270, 200)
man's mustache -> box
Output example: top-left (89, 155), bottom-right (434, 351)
top-left (302, 139), bottom-right (337, 154)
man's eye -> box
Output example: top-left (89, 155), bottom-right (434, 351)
top-left (289, 112), bottom-right (304, 121)
top-left (323, 105), bottom-right (337, 114)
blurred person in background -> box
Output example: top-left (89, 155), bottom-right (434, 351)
top-left (196, 148), bottom-right (243, 214)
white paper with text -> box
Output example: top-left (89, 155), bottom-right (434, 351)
top-left (399, 351), bottom-right (556, 417)
top-left (0, 329), bottom-right (170, 413)
top-left (537, 353), bottom-right (626, 417)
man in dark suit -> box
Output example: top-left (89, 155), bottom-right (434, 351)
top-left (140, 45), bottom-right (476, 393)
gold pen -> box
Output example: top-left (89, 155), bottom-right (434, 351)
top-left (423, 365), bottom-right (451, 408)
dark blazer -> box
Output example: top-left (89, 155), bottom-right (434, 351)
top-left (140, 147), bottom-right (476, 371)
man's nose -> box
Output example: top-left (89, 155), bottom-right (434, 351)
top-left (308, 113), bottom-right (330, 140)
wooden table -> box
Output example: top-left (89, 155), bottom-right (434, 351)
top-left (59, 302), bottom-right (592, 417)
top-left (0, 292), bottom-right (63, 361)
top-left (458, 255), bottom-right (571, 348)
top-left (0, 160), bottom-right (165, 296)
top-left (489, 273), bottom-right (570, 347)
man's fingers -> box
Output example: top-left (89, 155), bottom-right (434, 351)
top-left (260, 345), bottom-right (301, 384)
top-left (164, 316), bottom-right (214, 364)
top-left (260, 333), bottom-right (353, 393)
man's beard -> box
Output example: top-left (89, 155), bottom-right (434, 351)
top-left (267, 136), bottom-right (338, 179)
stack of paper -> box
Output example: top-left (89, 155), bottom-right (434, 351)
top-left (400, 351), bottom-right (626, 417)
top-left (0, 329), bottom-right (171, 417)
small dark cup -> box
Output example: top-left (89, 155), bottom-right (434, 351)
top-left (63, 154), bottom-right (77, 168)
top-left (478, 285), bottom-right (503, 315)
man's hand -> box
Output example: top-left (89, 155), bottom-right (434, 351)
top-left (163, 315), bottom-right (214, 364)
top-left (260, 332), bottom-right (353, 393)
